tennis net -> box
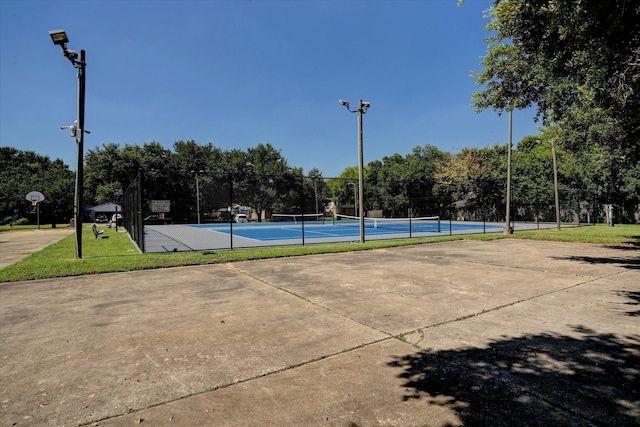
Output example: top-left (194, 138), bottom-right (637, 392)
top-left (334, 214), bottom-right (441, 233)
top-left (271, 213), bottom-right (324, 224)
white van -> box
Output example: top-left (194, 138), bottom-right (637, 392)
top-left (234, 213), bottom-right (248, 223)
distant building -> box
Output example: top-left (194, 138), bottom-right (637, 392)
top-left (88, 203), bottom-right (122, 222)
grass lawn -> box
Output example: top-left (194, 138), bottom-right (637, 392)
top-left (0, 224), bottom-right (70, 231)
top-left (507, 223), bottom-right (640, 244)
top-left (0, 223), bottom-right (637, 283)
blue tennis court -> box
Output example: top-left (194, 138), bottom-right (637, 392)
top-left (189, 219), bottom-right (487, 241)
top-left (143, 218), bottom-right (533, 253)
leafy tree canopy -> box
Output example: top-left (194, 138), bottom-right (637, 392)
top-left (0, 147), bottom-right (74, 224)
top-left (472, 0), bottom-right (640, 123)
top-left (471, 0), bottom-right (640, 205)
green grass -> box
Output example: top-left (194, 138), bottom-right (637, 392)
top-left (506, 223), bottom-right (640, 245)
top-left (0, 223), bottom-right (69, 232)
top-left (0, 223), bottom-right (637, 283)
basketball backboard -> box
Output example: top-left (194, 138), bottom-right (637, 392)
top-left (26, 191), bottom-right (45, 206)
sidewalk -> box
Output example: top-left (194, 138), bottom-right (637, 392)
top-left (0, 228), bottom-right (73, 269)
top-left (1, 239), bottom-right (638, 426)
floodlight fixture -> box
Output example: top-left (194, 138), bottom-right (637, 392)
top-left (49, 28), bottom-right (82, 66)
top-left (48, 29), bottom-right (69, 46)
top-left (338, 99), bottom-right (349, 107)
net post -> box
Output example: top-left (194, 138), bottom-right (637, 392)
top-left (437, 217), bottom-right (441, 233)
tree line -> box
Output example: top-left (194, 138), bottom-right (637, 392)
top-left (2, 132), bottom-right (638, 226)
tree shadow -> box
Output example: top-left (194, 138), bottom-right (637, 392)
top-left (551, 254), bottom-right (640, 270)
top-left (605, 235), bottom-right (640, 249)
top-left (388, 325), bottom-right (639, 426)
top-left (618, 290), bottom-right (640, 317)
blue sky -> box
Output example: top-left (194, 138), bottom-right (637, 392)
top-left (0, 0), bottom-right (540, 178)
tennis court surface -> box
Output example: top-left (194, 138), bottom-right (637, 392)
top-left (2, 238), bottom-right (638, 426)
top-left (143, 217), bottom-right (558, 252)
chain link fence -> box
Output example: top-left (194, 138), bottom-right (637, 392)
top-left (121, 170), bottom-right (629, 253)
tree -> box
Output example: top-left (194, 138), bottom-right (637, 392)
top-left (327, 166), bottom-right (361, 216)
top-left (245, 143), bottom-right (292, 221)
top-left (473, 0), bottom-right (640, 122)
top-left (0, 147), bottom-right (74, 225)
top-left (357, 145), bottom-right (449, 218)
top-left (305, 168), bottom-right (330, 215)
top-left (435, 147), bottom-right (502, 219)
top-left (471, 0), bottom-right (640, 210)
top-left (84, 142), bottom-right (145, 205)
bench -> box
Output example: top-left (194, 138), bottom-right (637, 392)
top-left (92, 223), bottom-right (105, 239)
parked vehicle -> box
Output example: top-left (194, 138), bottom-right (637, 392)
top-left (143, 215), bottom-right (172, 224)
top-left (234, 213), bottom-right (248, 223)
top-left (111, 214), bottom-right (123, 226)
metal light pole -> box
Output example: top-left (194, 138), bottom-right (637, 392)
top-left (504, 110), bottom-right (513, 234)
top-left (313, 178), bottom-right (319, 215)
top-left (551, 139), bottom-right (561, 230)
top-left (348, 182), bottom-right (357, 216)
top-left (339, 99), bottom-right (370, 243)
top-left (50, 29), bottom-right (87, 259)
top-left (191, 170), bottom-right (204, 224)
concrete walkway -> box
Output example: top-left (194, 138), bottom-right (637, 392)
top-left (1, 239), bottom-right (638, 426)
top-left (0, 229), bottom-right (74, 269)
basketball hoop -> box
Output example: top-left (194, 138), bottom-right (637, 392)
top-left (26, 191), bottom-right (45, 206)
top-left (25, 191), bottom-right (45, 230)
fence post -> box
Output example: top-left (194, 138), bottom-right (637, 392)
top-left (137, 172), bottom-right (144, 253)
top-left (301, 175), bottom-right (305, 246)
top-left (229, 174), bottom-right (234, 250)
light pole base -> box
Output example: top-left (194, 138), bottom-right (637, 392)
top-left (503, 226), bottom-right (513, 235)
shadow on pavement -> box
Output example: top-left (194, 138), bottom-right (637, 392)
top-left (552, 255), bottom-right (640, 270)
top-left (618, 290), bottom-right (640, 317)
top-left (388, 323), bottom-right (639, 426)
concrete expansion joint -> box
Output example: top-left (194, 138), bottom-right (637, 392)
top-left (78, 338), bottom-right (393, 427)
top-left (395, 270), bottom-right (622, 343)
top-left (384, 247), bottom-right (623, 280)
top-left (224, 263), bottom-right (396, 337)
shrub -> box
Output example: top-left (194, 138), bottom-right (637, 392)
top-left (13, 218), bottom-right (30, 226)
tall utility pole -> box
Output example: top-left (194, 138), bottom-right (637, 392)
top-left (357, 99), bottom-right (365, 241)
top-left (191, 170), bottom-right (204, 224)
top-left (339, 99), bottom-right (370, 243)
top-left (49, 29), bottom-right (87, 259)
top-left (76, 49), bottom-right (86, 257)
top-left (551, 139), bottom-right (561, 230)
top-left (504, 110), bottom-right (513, 234)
